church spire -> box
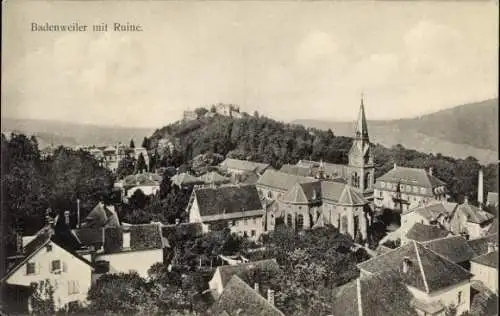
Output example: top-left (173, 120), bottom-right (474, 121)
top-left (355, 93), bottom-right (369, 142)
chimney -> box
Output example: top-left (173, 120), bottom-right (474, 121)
top-left (254, 283), bottom-right (259, 294)
top-left (393, 163), bottom-right (397, 169)
top-left (267, 289), bottom-right (275, 306)
top-left (175, 218), bottom-right (180, 225)
top-left (478, 168), bottom-right (484, 208)
top-left (77, 199), bottom-right (81, 228)
top-left (429, 167), bottom-right (433, 176)
top-left (464, 196), bottom-right (469, 204)
top-left (64, 210), bottom-right (70, 226)
top-left (16, 231), bottom-right (23, 254)
top-left (402, 257), bottom-right (411, 274)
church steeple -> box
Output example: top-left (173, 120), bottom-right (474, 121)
top-left (355, 94), bottom-right (369, 142)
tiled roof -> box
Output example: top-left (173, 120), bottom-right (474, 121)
top-left (470, 281), bottom-right (498, 316)
top-left (280, 181), bottom-right (322, 205)
top-left (199, 171), bottom-right (231, 184)
top-left (403, 201), bottom-right (457, 220)
top-left (220, 158), bottom-right (270, 174)
top-left (194, 185), bottom-right (264, 218)
top-left (320, 181), bottom-right (347, 203)
top-left (83, 203), bottom-right (120, 228)
top-left (129, 223), bottom-right (163, 250)
top-left (405, 223), bottom-right (450, 242)
top-left (455, 202), bottom-right (495, 224)
top-left (487, 218), bottom-right (498, 235)
top-left (210, 275), bottom-right (285, 316)
top-left (123, 173), bottom-right (162, 187)
top-left (422, 235), bottom-right (475, 263)
top-left (375, 166), bottom-right (446, 189)
top-left (467, 234), bottom-right (498, 257)
top-left (471, 251), bottom-right (498, 268)
top-left (216, 259), bottom-right (281, 289)
top-left (358, 241), bottom-right (472, 293)
top-left (279, 164), bottom-right (313, 177)
top-left (329, 272), bottom-right (417, 316)
top-left (171, 173), bottom-right (204, 187)
top-left (256, 170), bottom-right (312, 192)
top-left (72, 228), bottom-right (104, 247)
top-left (338, 186), bottom-right (367, 206)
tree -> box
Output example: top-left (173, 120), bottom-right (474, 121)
top-left (116, 156), bottom-right (136, 179)
top-left (130, 139), bottom-right (135, 148)
top-left (87, 272), bottom-right (159, 315)
top-left (141, 137), bottom-right (150, 149)
top-left (136, 153), bottom-right (148, 174)
top-left (30, 280), bottom-right (55, 316)
top-left (129, 189), bottom-right (148, 210)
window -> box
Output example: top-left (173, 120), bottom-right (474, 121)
top-left (267, 191), bottom-right (273, 198)
top-left (251, 230), bottom-right (256, 237)
top-left (243, 231), bottom-right (248, 238)
top-left (287, 214), bottom-right (293, 227)
top-left (379, 191), bottom-right (383, 198)
top-left (46, 244), bottom-right (52, 252)
top-left (458, 291), bottom-right (462, 304)
top-left (26, 262), bottom-right (36, 275)
top-left (231, 220), bottom-right (236, 226)
top-left (51, 260), bottom-right (61, 273)
top-left (413, 186), bottom-right (418, 193)
top-left (68, 281), bottom-right (80, 295)
top-left (296, 214), bottom-right (304, 230)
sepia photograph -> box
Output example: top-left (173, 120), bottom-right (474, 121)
top-left (1, 1), bottom-right (498, 315)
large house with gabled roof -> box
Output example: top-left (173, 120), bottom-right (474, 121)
top-left (1, 227), bottom-right (94, 311)
top-left (358, 240), bottom-right (473, 316)
top-left (374, 165), bottom-right (449, 213)
top-left (187, 185), bottom-right (265, 240)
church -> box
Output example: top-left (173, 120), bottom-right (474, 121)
top-left (257, 96), bottom-right (375, 242)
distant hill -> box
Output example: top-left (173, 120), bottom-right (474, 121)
top-left (1, 117), bottom-right (154, 148)
top-left (294, 99), bottom-right (498, 164)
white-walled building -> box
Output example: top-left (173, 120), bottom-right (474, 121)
top-left (188, 185), bottom-right (265, 240)
top-left (448, 197), bottom-right (495, 239)
top-left (1, 233), bottom-right (93, 311)
top-left (470, 247), bottom-right (498, 293)
top-left (374, 165), bottom-right (448, 213)
top-left (358, 241), bottom-right (473, 316)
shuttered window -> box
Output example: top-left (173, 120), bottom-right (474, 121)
top-left (51, 260), bottom-right (61, 273)
top-left (26, 262), bottom-right (36, 275)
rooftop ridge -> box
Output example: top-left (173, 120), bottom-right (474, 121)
top-left (414, 241), bottom-right (430, 293)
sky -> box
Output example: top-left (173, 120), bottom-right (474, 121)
top-left (1, 1), bottom-right (498, 128)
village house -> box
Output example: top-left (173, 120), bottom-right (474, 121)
top-left (187, 185), bottom-right (266, 240)
top-left (209, 275), bottom-right (285, 316)
top-left (421, 235), bottom-right (476, 269)
top-left (208, 259), bottom-right (281, 297)
top-left (329, 271), bottom-right (418, 316)
top-left (358, 240), bottom-right (473, 316)
top-left (120, 172), bottom-right (162, 200)
top-left (1, 216), bottom-right (93, 311)
top-left (470, 243), bottom-right (498, 293)
top-left (448, 197), bottom-right (495, 239)
top-left (220, 158), bottom-right (270, 176)
top-left (400, 201), bottom-right (457, 244)
top-left (374, 165), bottom-right (448, 213)
top-left (170, 172), bottom-right (205, 189)
top-left (403, 223), bottom-right (451, 244)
